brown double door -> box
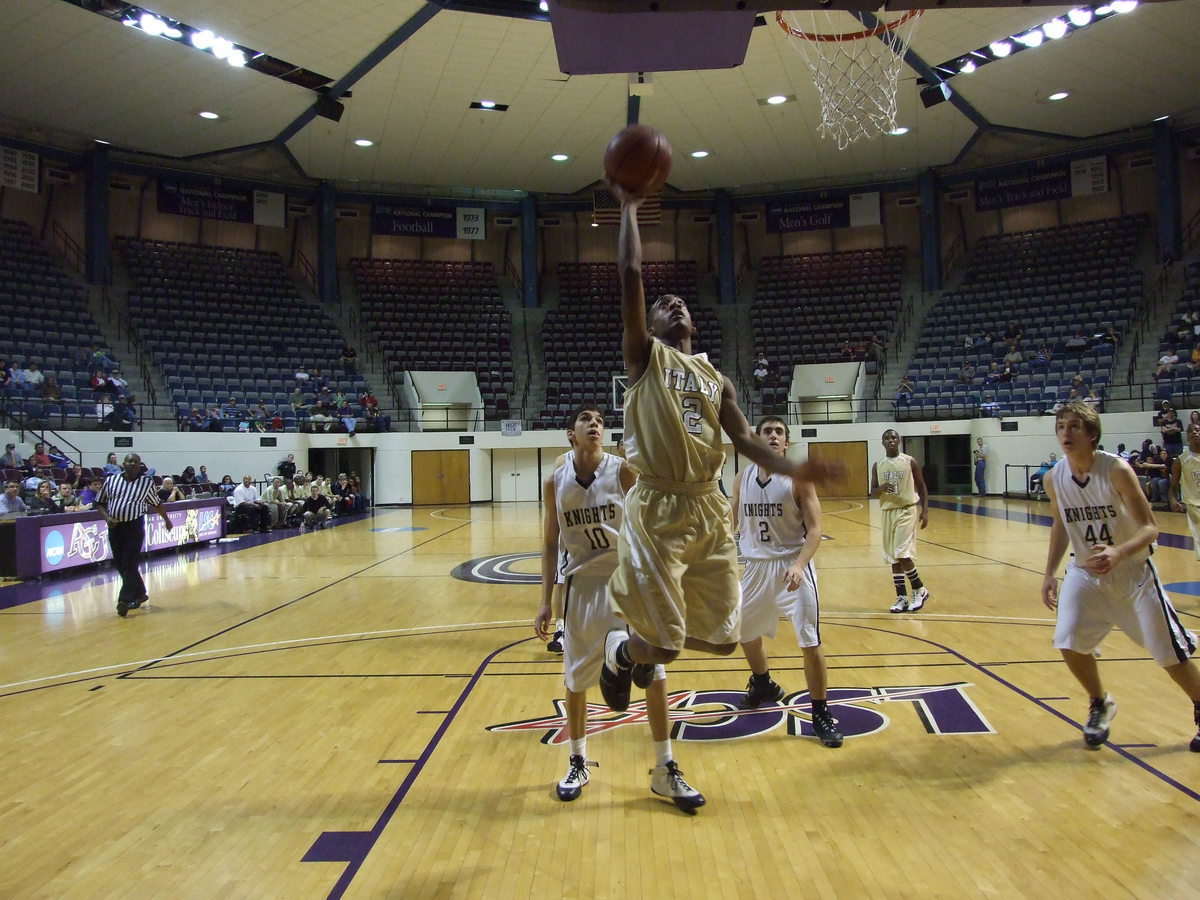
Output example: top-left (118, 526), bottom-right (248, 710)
top-left (412, 450), bottom-right (470, 505)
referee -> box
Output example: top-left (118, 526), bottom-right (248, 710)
top-left (96, 453), bottom-right (172, 617)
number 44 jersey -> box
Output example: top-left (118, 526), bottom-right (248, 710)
top-left (554, 452), bottom-right (626, 578)
top-left (1047, 450), bottom-right (1151, 568)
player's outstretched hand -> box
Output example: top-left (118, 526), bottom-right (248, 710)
top-left (534, 603), bottom-right (553, 641)
top-left (1041, 574), bottom-right (1058, 610)
top-left (793, 458), bottom-right (847, 490)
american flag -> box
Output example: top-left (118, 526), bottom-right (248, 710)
top-left (592, 188), bottom-right (662, 226)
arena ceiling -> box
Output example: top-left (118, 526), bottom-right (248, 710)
top-left (1, 0), bottom-right (1198, 198)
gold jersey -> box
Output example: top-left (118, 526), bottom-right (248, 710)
top-left (877, 452), bottom-right (917, 509)
top-left (1179, 449), bottom-right (1200, 507)
top-left (623, 338), bottom-right (725, 485)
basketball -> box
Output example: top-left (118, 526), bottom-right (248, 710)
top-left (603, 125), bottom-right (672, 197)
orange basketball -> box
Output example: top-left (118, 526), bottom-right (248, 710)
top-left (603, 125), bottom-right (673, 197)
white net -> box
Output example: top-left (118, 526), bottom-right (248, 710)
top-left (777, 8), bottom-right (923, 151)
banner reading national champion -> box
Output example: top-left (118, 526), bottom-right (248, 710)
top-left (766, 192), bottom-right (881, 233)
top-left (371, 202), bottom-right (486, 240)
top-left (158, 178), bottom-right (286, 227)
top-left (974, 155), bottom-right (1108, 212)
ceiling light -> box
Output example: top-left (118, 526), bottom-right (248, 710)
top-left (691, 150), bottom-right (709, 158)
top-left (191, 29), bottom-right (214, 50)
top-left (539, 0), bottom-right (549, 10)
top-left (1111, 0), bottom-right (1138, 11)
top-left (889, 126), bottom-right (910, 136)
top-left (1153, 115), bottom-right (1170, 122)
top-left (198, 111), bottom-right (220, 119)
top-left (550, 153), bottom-right (569, 161)
top-left (1048, 91), bottom-right (1069, 101)
top-left (766, 95), bottom-right (787, 105)
top-left (1043, 18), bottom-right (1069, 39)
top-left (590, 222), bottom-right (599, 228)
top-left (479, 100), bottom-right (496, 109)
top-left (211, 36), bottom-right (233, 60)
top-left (139, 13), bottom-right (165, 36)
top-left (1015, 29), bottom-right (1044, 48)
top-left (354, 139), bottom-right (374, 147)
top-left (959, 59), bottom-right (977, 74)
top-left (989, 40), bottom-right (1012, 58)
top-left (95, 139), bottom-right (110, 145)
top-left (1094, 4), bottom-right (1113, 13)
top-left (1068, 8), bottom-right (1093, 26)
top-left (226, 49), bottom-right (246, 67)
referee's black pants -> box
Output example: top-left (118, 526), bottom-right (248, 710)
top-left (109, 518), bottom-right (146, 603)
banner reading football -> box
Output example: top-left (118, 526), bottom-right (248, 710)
top-left (766, 192), bottom-right (880, 233)
top-left (974, 155), bottom-right (1108, 212)
top-left (372, 203), bottom-right (486, 240)
top-left (158, 178), bottom-right (286, 227)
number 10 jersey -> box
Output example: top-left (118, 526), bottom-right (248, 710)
top-left (554, 452), bottom-right (625, 578)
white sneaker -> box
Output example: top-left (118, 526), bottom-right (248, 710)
top-left (909, 587), bottom-right (930, 612)
top-left (650, 761), bottom-right (705, 814)
top-left (889, 597), bottom-right (909, 614)
top-left (1084, 693), bottom-right (1118, 748)
top-left (557, 755), bottom-right (590, 801)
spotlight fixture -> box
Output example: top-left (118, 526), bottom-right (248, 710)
top-left (959, 60), bottom-right (977, 74)
top-left (766, 95), bottom-right (787, 105)
top-left (1015, 29), bottom-right (1043, 48)
top-left (198, 111), bottom-right (220, 119)
top-left (469, 100), bottom-right (509, 112)
top-left (691, 150), bottom-right (710, 158)
top-left (1043, 18), bottom-right (1069, 39)
top-left (1048, 91), bottom-right (1070, 101)
top-left (989, 40), bottom-right (1012, 58)
top-left (889, 127), bottom-right (910, 136)
top-left (551, 154), bottom-right (569, 161)
top-left (1068, 8), bottom-right (1094, 26)
top-left (354, 138), bottom-right (374, 147)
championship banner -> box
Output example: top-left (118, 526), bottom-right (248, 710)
top-left (0, 145), bottom-right (39, 194)
top-left (372, 203), bottom-right (486, 240)
top-left (974, 155), bottom-right (1108, 212)
top-left (158, 178), bottom-right (287, 227)
top-left (766, 191), bottom-right (880, 233)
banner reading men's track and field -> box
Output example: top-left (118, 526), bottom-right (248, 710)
top-left (974, 155), bottom-right (1109, 212)
top-left (371, 202), bottom-right (486, 240)
top-left (157, 178), bottom-right (287, 227)
top-left (765, 191), bottom-right (880, 233)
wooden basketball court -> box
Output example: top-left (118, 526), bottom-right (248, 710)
top-left (2, 495), bottom-right (1199, 898)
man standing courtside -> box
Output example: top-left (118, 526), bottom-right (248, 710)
top-left (96, 453), bottom-right (172, 617)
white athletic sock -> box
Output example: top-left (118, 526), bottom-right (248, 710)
top-left (569, 737), bottom-right (586, 759)
top-left (654, 739), bottom-right (672, 767)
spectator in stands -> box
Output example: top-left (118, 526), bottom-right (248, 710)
top-left (840, 341), bottom-right (855, 360)
top-left (1064, 331), bottom-right (1090, 354)
top-left (186, 408), bottom-right (206, 431)
top-left (1147, 448), bottom-right (1174, 504)
top-left (1, 443), bottom-right (23, 468)
top-left (1155, 347), bottom-right (1178, 379)
top-left (364, 405), bottom-right (391, 432)
top-left (959, 362), bottom-right (975, 384)
top-left (1094, 325), bottom-right (1117, 349)
top-left (230, 475), bottom-right (271, 533)
top-left (56, 483), bottom-right (85, 512)
top-left (1002, 344), bottom-right (1024, 369)
top-left (78, 477), bottom-right (103, 509)
top-left (1029, 452), bottom-right (1057, 494)
top-left (179, 467), bottom-right (198, 487)
top-left (197, 466), bottom-right (212, 484)
top-left (91, 370), bottom-right (116, 422)
top-left (157, 477), bottom-right (186, 504)
top-left (0, 360), bottom-right (11, 390)
top-left (755, 351), bottom-right (769, 372)
top-left (246, 402), bottom-right (268, 432)
top-left (31, 443), bottom-right (52, 468)
top-left (340, 345), bottom-right (358, 374)
top-left (308, 406), bottom-right (335, 432)
top-left (103, 452), bottom-right (122, 476)
top-left (39, 377), bottom-right (61, 401)
top-left (973, 332), bottom-right (993, 349)
top-left (87, 344), bottom-right (117, 373)
top-left (218, 474), bottom-right (236, 495)
top-left (300, 482), bottom-right (332, 531)
top-left (289, 387), bottom-right (308, 416)
top-left (104, 396), bottom-right (137, 431)
top-left (1004, 322), bottom-right (1023, 342)
top-left (981, 395), bottom-right (1002, 418)
top-left (1153, 400), bottom-right (1176, 428)
top-left (1, 480), bottom-right (28, 516)
top-left (1132, 440), bottom-right (1158, 499)
top-left (896, 375), bottom-right (914, 407)
top-left (222, 398), bottom-right (241, 426)
top-left (309, 368), bottom-right (326, 392)
top-left (60, 463), bottom-right (84, 490)
top-left (1161, 406), bottom-right (1184, 456)
top-left (205, 407), bottom-right (224, 432)
top-left (46, 445), bottom-right (70, 468)
top-left (28, 480), bottom-right (62, 515)
top-left (261, 477), bottom-right (295, 528)
top-left (753, 358), bottom-right (770, 387)
top-left (23, 468), bottom-right (50, 491)
top-left (23, 362), bottom-right (44, 387)
top-left (865, 335), bottom-right (885, 364)
top-left (1084, 388), bottom-right (1103, 410)
top-left (333, 473), bottom-right (365, 515)
top-left (1070, 373), bottom-right (1085, 392)
top-left (962, 336), bottom-right (973, 354)
top-left (1029, 344), bottom-right (1052, 371)
top-left (338, 400), bottom-right (358, 435)
top-left (109, 370), bottom-right (129, 394)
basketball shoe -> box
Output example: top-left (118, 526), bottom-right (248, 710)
top-left (557, 755), bottom-right (590, 802)
top-left (1190, 703), bottom-right (1200, 753)
top-left (811, 708), bottom-right (844, 748)
top-left (546, 619), bottom-right (564, 654)
top-left (599, 629), bottom-right (633, 712)
top-left (889, 596), bottom-right (909, 614)
top-left (908, 587), bottom-right (930, 613)
top-left (650, 761), bottom-right (705, 814)
top-left (1083, 693), bottom-right (1117, 748)
top-left (739, 675), bottom-right (785, 709)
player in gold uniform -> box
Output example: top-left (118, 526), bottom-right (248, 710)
top-left (870, 429), bottom-right (930, 613)
top-left (598, 188), bottom-right (843, 719)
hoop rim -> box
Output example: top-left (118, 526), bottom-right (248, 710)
top-left (776, 8), bottom-right (923, 43)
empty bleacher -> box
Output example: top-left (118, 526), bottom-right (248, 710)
top-left (902, 216), bottom-right (1146, 418)
top-left (351, 258), bottom-right (513, 421)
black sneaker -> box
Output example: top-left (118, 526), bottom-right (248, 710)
top-left (128, 595), bottom-right (147, 610)
top-left (739, 676), bottom-right (785, 709)
top-left (116, 599), bottom-right (129, 618)
top-left (556, 755), bottom-right (590, 802)
top-left (650, 761), bottom-right (706, 814)
top-left (546, 620), bottom-right (564, 654)
top-left (811, 708), bottom-right (844, 748)
top-left (599, 629), bottom-right (633, 712)
top-left (1083, 693), bottom-right (1117, 748)
top-left (1191, 707), bottom-right (1200, 753)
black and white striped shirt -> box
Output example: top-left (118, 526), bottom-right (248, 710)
top-left (98, 473), bottom-right (159, 523)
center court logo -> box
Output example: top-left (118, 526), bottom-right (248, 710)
top-left (487, 683), bottom-right (995, 743)
top-left (43, 530), bottom-right (65, 567)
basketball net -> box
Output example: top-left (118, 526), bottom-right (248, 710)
top-left (777, 8), bottom-right (923, 150)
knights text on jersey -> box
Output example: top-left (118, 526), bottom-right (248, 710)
top-left (737, 464), bottom-right (808, 560)
top-left (1048, 451), bottom-right (1150, 566)
top-left (622, 338), bottom-right (725, 484)
top-left (553, 452), bottom-right (625, 577)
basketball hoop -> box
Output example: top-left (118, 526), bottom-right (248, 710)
top-left (777, 8), bottom-right (923, 150)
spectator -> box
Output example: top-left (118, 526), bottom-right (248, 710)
top-left (104, 396), bottom-right (137, 431)
top-left (157, 477), bottom-right (186, 504)
top-left (217, 474), bottom-right (236, 495)
top-left (1190, 344), bottom-right (1200, 373)
top-left (246, 402), bottom-right (268, 433)
top-left (0, 359), bottom-right (10, 390)
top-left (23, 468), bottom-right (50, 491)
top-left (1004, 321), bottom-right (1023, 342)
top-left (1002, 344), bottom-right (1024, 369)
top-left (79, 476), bottom-right (104, 509)
top-left (1, 480), bottom-right (28, 516)
top-left (197, 466), bottom-right (212, 485)
top-left (754, 351), bottom-right (769, 373)
top-left (308, 368), bottom-right (326, 392)
top-left (278, 454), bottom-right (297, 479)
top-left (338, 400), bottom-right (358, 435)
top-left (28, 480), bottom-right (62, 515)
top-left (333, 472), bottom-right (366, 515)
top-left (865, 335), bottom-right (885, 363)
top-left (1084, 388), bottom-right (1103, 410)
top-left (973, 332), bottom-right (993, 349)
top-left (47, 445), bottom-right (71, 468)
top-left (230, 475), bottom-right (271, 533)
top-left (56, 483), bottom-right (85, 512)
top-left (1070, 373), bottom-right (1085, 392)
top-left (87, 344), bottom-right (117, 373)
top-left (102, 452), bottom-right (122, 476)
top-left (896, 375), bottom-right (915, 407)
top-left (962, 336), bottom-right (973, 354)
top-left (294, 368), bottom-right (310, 383)
top-left (261, 477), bottom-right (297, 529)
top-left (985, 362), bottom-right (1004, 383)
top-left (31, 443), bottom-right (52, 468)
top-left (1064, 331), bottom-right (1090, 354)
top-left (981, 395), bottom-right (1002, 418)
top-left (1, 443), bottom-right (23, 468)
top-left (300, 482), bottom-right (332, 531)
top-left (23, 362), bottom-right (44, 387)
top-left (38, 376), bottom-right (61, 401)
top-left (289, 387), bottom-right (308, 416)
top-left (1153, 400), bottom-right (1176, 428)
top-left (753, 358), bottom-right (769, 388)
top-left (1030, 344), bottom-right (1052, 370)
top-left (959, 362), bottom-right (975, 384)
top-left (1132, 440), bottom-right (1159, 499)
top-left (1160, 405), bottom-right (1184, 456)
top-left (340, 345), bottom-right (359, 373)
top-left (1146, 449), bottom-right (1173, 504)
top-left (222, 398), bottom-right (241, 425)
top-left (1029, 452), bottom-right (1058, 495)
top-left (364, 404), bottom-right (391, 432)
top-left (1156, 347), bottom-right (1179, 379)
top-left (839, 341), bottom-right (855, 360)
top-left (178, 466), bottom-right (198, 487)
top-left (186, 408), bottom-right (206, 431)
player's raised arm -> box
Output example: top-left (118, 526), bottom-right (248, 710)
top-left (615, 191), bottom-right (653, 384)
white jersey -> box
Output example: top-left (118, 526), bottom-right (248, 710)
top-left (1048, 451), bottom-right (1151, 567)
top-left (553, 452), bottom-right (625, 577)
top-left (737, 464), bottom-right (808, 560)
